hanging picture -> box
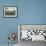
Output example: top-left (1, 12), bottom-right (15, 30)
top-left (3, 6), bottom-right (17, 17)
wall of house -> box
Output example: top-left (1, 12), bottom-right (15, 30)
top-left (0, 0), bottom-right (18, 44)
top-left (0, 0), bottom-right (46, 45)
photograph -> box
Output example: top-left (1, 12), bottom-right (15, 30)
top-left (18, 24), bottom-right (46, 41)
top-left (3, 6), bottom-right (17, 17)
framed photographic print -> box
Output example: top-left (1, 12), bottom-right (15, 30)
top-left (3, 6), bottom-right (17, 18)
top-left (18, 24), bottom-right (46, 42)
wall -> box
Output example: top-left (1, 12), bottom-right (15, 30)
top-left (0, 0), bottom-right (18, 44)
top-left (0, 0), bottom-right (46, 44)
top-left (18, 0), bottom-right (46, 24)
